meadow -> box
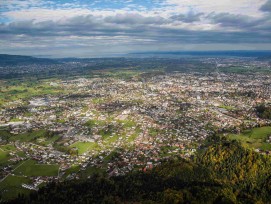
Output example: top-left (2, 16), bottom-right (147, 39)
top-left (0, 175), bottom-right (31, 200)
top-left (0, 159), bottom-right (59, 201)
top-left (228, 126), bottom-right (271, 151)
top-left (13, 160), bottom-right (59, 177)
top-left (70, 142), bottom-right (99, 155)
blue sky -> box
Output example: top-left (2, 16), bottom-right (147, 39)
top-left (0, 0), bottom-right (164, 12)
top-left (1, 0), bottom-right (271, 57)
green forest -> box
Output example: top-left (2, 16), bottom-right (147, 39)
top-left (7, 138), bottom-right (271, 204)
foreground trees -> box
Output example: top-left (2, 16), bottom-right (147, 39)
top-left (256, 104), bottom-right (271, 119)
top-left (9, 139), bottom-right (271, 204)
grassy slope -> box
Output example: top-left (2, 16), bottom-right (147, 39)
top-left (228, 126), bottom-right (271, 151)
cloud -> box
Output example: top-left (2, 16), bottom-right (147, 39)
top-left (1, 13), bottom-right (270, 44)
top-left (207, 13), bottom-right (261, 29)
top-left (0, 0), bottom-right (271, 57)
top-left (104, 13), bottom-right (169, 25)
top-left (171, 12), bottom-right (203, 23)
top-left (260, 0), bottom-right (271, 12)
top-left (164, 0), bottom-right (266, 16)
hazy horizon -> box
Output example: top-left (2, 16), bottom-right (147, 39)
top-left (2, 50), bottom-right (271, 59)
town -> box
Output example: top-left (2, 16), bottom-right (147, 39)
top-left (1, 57), bottom-right (271, 200)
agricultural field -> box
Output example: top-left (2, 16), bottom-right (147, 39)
top-left (13, 160), bottom-right (59, 177)
top-left (9, 129), bottom-right (49, 142)
top-left (227, 126), bottom-right (271, 151)
top-left (0, 79), bottom-right (67, 108)
top-left (0, 144), bottom-right (25, 169)
top-left (0, 175), bottom-right (32, 201)
top-left (0, 150), bottom-right (9, 165)
top-left (70, 142), bottom-right (99, 155)
top-left (0, 144), bottom-right (16, 151)
top-left (0, 159), bottom-right (59, 200)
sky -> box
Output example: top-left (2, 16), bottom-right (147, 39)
top-left (0, 0), bottom-right (271, 57)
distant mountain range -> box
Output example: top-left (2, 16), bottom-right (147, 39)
top-left (129, 50), bottom-right (271, 58)
top-left (0, 54), bottom-right (59, 66)
top-left (1, 51), bottom-right (271, 66)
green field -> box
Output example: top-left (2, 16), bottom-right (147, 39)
top-left (103, 135), bottom-right (120, 146)
top-left (65, 165), bottom-right (80, 175)
top-left (0, 149), bottom-right (9, 165)
top-left (0, 175), bottom-right (31, 201)
top-left (70, 142), bottom-right (99, 155)
top-left (228, 126), bottom-right (271, 151)
top-left (0, 80), bottom-right (67, 107)
top-left (0, 159), bottom-right (59, 201)
top-left (9, 129), bottom-right (48, 142)
top-left (218, 105), bottom-right (236, 111)
top-left (62, 165), bottom-right (81, 179)
top-left (0, 144), bottom-right (16, 151)
top-left (13, 160), bottom-right (59, 177)
top-left (0, 146), bottom-right (26, 168)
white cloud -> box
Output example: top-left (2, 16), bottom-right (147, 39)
top-left (165, 0), bottom-right (267, 17)
top-left (4, 8), bottom-right (93, 22)
top-left (0, 0), bottom-right (271, 57)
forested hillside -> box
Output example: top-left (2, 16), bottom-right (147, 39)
top-left (8, 140), bottom-right (271, 204)
top-left (0, 54), bottom-right (58, 66)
